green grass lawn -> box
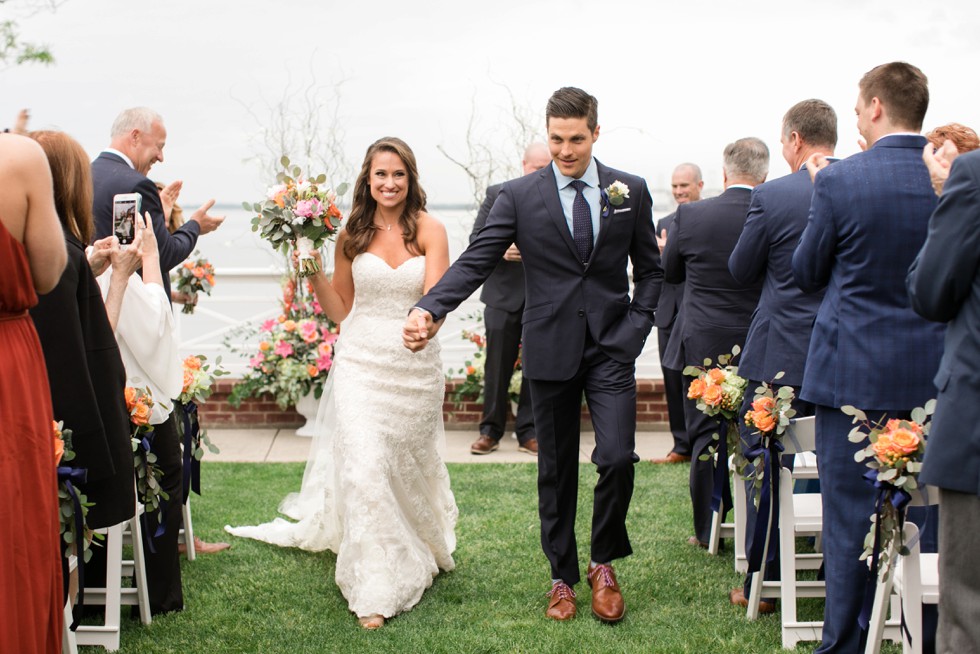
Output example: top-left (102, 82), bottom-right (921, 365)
top-left (92, 461), bottom-right (899, 653)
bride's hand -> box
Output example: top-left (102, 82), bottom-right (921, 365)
top-left (292, 247), bottom-right (324, 273)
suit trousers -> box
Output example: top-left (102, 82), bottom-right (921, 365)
top-left (141, 413), bottom-right (184, 615)
top-left (937, 488), bottom-right (980, 654)
top-left (683, 397), bottom-right (733, 545)
top-left (814, 406), bottom-right (937, 654)
top-left (480, 305), bottom-right (534, 443)
top-left (657, 326), bottom-right (690, 455)
top-left (528, 331), bottom-right (639, 586)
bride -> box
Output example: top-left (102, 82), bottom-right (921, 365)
top-left (227, 137), bottom-right (458, 629)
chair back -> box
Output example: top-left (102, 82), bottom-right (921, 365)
top-left (782, 416), bottom-right (815, 455)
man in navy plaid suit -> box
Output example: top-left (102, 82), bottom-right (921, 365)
top-left (792, 62), bottom-right (944, 653)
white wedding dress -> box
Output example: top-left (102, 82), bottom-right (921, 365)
top-left (227, 253), bottom-right (458, 618)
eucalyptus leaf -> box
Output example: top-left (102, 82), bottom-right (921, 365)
top-left (336, 182), bottom-right (350, 196)
top-left (280, 155), bottom-right (290, 168)
top-left (773, 370), bottom-right (785, 380)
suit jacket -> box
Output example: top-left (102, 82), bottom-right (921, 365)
top-left (908, 149), bottom-right (980, 496)
top-left (418, 160), bottom-right (662, 382)
top-left (28, 233), bottom-right (136, 528)
top-left (793, 135), bottom-right (944, 410)
top-left (653, 212), bottom-right (683, 330)
top-left (91, 152), bottom-right (200, 300)
top-left (729, 169), bottom-right (826, 386)
top-left (662, 187), bottom-right (761, 369)
top-left (469, 182), bottom-right (525, 313)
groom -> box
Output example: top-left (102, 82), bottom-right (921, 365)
top-left (403, 87), bottom-right (662, 623)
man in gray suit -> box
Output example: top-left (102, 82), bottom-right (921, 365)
top-left (651, 163), bottom-right (703, 464)
top-left (468, 143), bottom-right (551, 456)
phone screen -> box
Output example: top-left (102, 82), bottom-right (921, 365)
top-left (112, 196), bottom-right (140, 245)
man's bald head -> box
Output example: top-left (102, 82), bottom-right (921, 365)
top-left (671, 163), bottom-right (703, 204)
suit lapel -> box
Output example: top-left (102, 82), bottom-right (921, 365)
top-left (535, 166), bottom-right (580, 261)
top-left (592, 161), bottom-right (614, 258)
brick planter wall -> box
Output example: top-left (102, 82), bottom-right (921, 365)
top-left (198, 378), bottom-right (669, 430)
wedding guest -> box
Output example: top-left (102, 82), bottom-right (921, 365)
top-left (650, 162), bottom-right (703, 464)
top-left (91, 107), bottom-right (224, 302)
top-left (405, 87), bottom-right (662, 624)
top-left (726, 99), bottom-right (837, 611)
top-left (467, 142), bottom-right (551, 456)
top-left (662, 137), bottom-right (768, 549)
top-left (95, 210), bottom-right (185, 615)
top-left (0, 130), bottom-right (66, 654)
top-left (792, 62), bottom-right (943, 654)
top-left (908, 142), bottom-right (980, 654)
top-left (27, 131), bottom-right (140, 616)
top-left (925, 122), bottom-right (979, 153)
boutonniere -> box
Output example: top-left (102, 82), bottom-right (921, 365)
top-left (606, 180), bottom-right (630, 206)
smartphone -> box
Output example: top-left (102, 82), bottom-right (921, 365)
top-left (112, 193), bottom-right (141, 246)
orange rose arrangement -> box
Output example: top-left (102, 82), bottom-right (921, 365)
top-left (126, 386), bottom-right (168, 521)
top-left (54, 421), bottom-right (99, 561)
top-left (845, 400), bottom-right (934, 584)
top-left (684, 346), bottom-right (748, 467)
top-left (175, 354), bottom-right (227, 499)
top-left (171, 251), bottom-right (215, 315)
top-left (742, 376), bottom-right (798, 509)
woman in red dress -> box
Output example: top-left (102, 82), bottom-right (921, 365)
top-left (0, 132), bottom-right (68, 653)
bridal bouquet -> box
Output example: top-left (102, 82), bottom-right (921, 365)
top-left (54, 421), bottom-right (99, 561)
top-left (684, 346), bottom-right (748, 469)
top-left (244, 156), bottom-right (348, 277)
top-left (846, 401), bottom-right (934, 582)
top-left (228, 278), bottom-right (340, 410)
top-left (126, 386), bottom-right (168, 523)
top-left (171, 252), bottom-right (215, 315)
top-left (742, 375), bottom-right (797, 508)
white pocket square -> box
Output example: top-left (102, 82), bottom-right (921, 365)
top-left (613, 207), bottom-right (632, 214)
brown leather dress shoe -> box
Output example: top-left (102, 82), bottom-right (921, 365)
top-left (650, 451), bottom-right (692, 464)
top-left (729, 587), bottom-right (776, 614)
top-left (586, 563), bottom-right (625, 623)
top-left (518, 438), bottom-right (538, 455)
top-left (470, 435), bottom-right (499, 455)
top-left (545, 581), bottom-right (577, 621)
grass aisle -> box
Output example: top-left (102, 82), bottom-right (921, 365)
top-left (101, 461), bottom-right (898, 653)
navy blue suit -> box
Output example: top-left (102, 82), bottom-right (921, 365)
top-left (662, 186), bottom-right (762, 544)
top-left (654, 212), bottom-right (689, 455)
top-left (908, 148), bottom-right (980, 653)
top-left (729, 166), bottom-right (826, 594)
top-left (418, 160), bottom-right (662, 584)
top-left (469, 183), bottom-right (533, 444)
top-left (91, 152), bottom-right (200, 301)
top-left (793, 134), bottom-right (944, 653)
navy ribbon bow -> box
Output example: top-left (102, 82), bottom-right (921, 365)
top-left (709, 419), bottom-right (734, 514)
top-left (180, 401), bottom-right (201, 501)
top-left (744, 436), bottom-right (785, 573)
top-left (57, 465), bottom-right (88, 630)
top-left (857, 470), bottom-right (912, 630)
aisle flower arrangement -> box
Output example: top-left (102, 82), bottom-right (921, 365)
top-left (742, 375), bottom-right (797, 508)
top-left (228, 278), bottom-right (340, 410)
top-left (684, 346), bottom-right (748, 470)
top-left (171, 252), bottom-right (215, 314)
top-left (127, 386), bottom-right (168, 529)
top-left (244, 156), bottom-right (348, 277)
top-left (448, 316), bottom-right (523, 408)
top-left (175, 355), bottom-right (226, 499)
top-left (845, 401), bottom-right (934, 583)
top-left (54, 420), bottom-right (99, 562)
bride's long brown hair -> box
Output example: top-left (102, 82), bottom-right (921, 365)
top-left (343, 137), bottom-right (427, 260)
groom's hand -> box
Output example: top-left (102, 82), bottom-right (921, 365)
top-left (403, 308), bottom-right (434, 352)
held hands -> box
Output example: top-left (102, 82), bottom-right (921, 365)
top-left (190, 199), bottom-right (225, 235)
top-left (923, 139), bottom-right (960, 196)
top-left (402, 308), bottom-right (434, 352)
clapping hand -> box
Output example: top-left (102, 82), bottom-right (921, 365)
top-left (923, 140), bottom-right (960, 196)
top-left (805, 152), bottom-right (832, 183)
top-left (159, 180), bottom-right (183, 221)
top-left (402, 309), bottom-right (433, 352)
top-left (191, 199), bottom-right (225, 235)
top-left (656, 228), bottom-right (667, 253)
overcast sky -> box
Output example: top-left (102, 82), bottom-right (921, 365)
top-left (4, 0), bottom-right (980, 210)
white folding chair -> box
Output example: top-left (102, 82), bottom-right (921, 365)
top-left (707, 444), bottom-right (736, 557)
top-left (864, 486), bottom-right (938, 654)
top-left (730, 456), bottom-right (748, 574)
top-left (75, 503), bottom-right (152, 651)
top-left (739, 416), bottom-right (824, 648)
top-left (62, 554), bottom-right (78, 654)
top-left (180, 496), bottom-right (196, 561)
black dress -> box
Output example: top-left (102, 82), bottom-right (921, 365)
top-left (29, 232), bottom-right (135, 529)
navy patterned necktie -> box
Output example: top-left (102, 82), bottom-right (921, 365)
top-left (569, 179), bottom-right (593, 263)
